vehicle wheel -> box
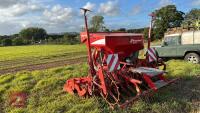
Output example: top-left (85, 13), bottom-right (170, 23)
top-left (184, 53), bottom-right (200, 64)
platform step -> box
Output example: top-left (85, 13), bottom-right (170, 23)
top-left (154, 80), bottom-right (168, 89)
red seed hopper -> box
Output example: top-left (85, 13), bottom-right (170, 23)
top-left (63, 8), bottom-right (178, 109)
top-left (80, 32), bottom-right (144, 59)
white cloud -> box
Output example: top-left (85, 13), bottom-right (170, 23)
top-left (80, 2), bottom-right (95, 15)
top-left (159, 0), bottom-right (173, 7)
top-left (0, 0), bottom-right (48, 35)
top-left (41, 5), bottom-right (83, 33)
top-left (0, 1), bottom-right (81, 35)
top-left (43, 5), bottom-right (76, 24)
top-left (98, 0), bottom-right (120, 16)
top-left (192, 0), bottom-right (200, 6)
top-left (83, 2), bottom-right (95, 10)
top-left (0, 0), bottom-right (25, 8)
top-left (0, 0), bottom-right (45, 18)
top-left (0, 3), bottom-right (43, 17)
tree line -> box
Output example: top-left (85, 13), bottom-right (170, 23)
top-left (0, 28), bottom-right (80, 46)
top-left (89, 5), bottom-right (200, 40)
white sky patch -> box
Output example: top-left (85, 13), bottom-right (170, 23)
top-left (41, 4), bottom-right (83, 33)
top-left (83, 2), bottom-right (95, 10)
top-left (0, 0), bottom-right (47, 35)
top-left (192, 0), bottom-right (200, 6)
top-left (0, 3), bottom-right (43, 17)
top-left (21, 21), bottom-right (31, 28)
top-left (80, 2), bottom-right (96, 15)
top-left (98, 0), bottom-right (120, 16)
top-left (43, 5), bottom-right (76, 24)
top-left (0, 0), bottom-right (25, 8)
top-left (159, 0), bottom-right (173, 7)
top-left (40, 19), bottom-right (83, 34)
top-left (0, 21), bottom-right (22, 34)
top-left (0, 0), bottom-right (81, 35)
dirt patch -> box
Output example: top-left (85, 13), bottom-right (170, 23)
top-left (0, 57), bottom-right (87, 75)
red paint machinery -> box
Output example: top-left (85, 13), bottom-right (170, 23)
top-left (63, 8), bottom-right (178, 108)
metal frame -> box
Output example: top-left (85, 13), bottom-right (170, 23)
top-left (63, 9), bottom-right (178, 109)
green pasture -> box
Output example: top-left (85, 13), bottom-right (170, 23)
top-left (0, 60), bottom-right (199, 113)
top-left (0, 45), bottom-right (87, 70)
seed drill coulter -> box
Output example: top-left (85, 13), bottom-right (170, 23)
top-left (63, 8), bottom-right (178, 108)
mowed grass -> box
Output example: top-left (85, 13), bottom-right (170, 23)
top-left (0, 41), bottom-right (161, 70)
top-left (0, 45), bottom-right (87, 70)
top-left (0, 60), bottom-right (199, 113)
top-left (0, 45), bottom-right (86, 61)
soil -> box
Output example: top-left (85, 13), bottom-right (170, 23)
top-left (0, 57), bottom-right (87, 75)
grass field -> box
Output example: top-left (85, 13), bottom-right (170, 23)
top-left (0, 45), bottom-right (87, 70)
top-left (0, 43), bottom-right (161, 70)
top-left (0, 44), bottom-right (199, 113)
top-left (0, 60), bottom-right (199, 113)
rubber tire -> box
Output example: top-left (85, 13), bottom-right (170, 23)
top-left (184, 53), bottom-right (200, 64)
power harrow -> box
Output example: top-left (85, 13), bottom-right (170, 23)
top-left (63, 8), bottom-right (178, 108)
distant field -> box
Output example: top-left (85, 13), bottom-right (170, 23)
top-left (0, 45), bottom-right (87, 70)
top-left (0, 41), bottom-right (163, 71)
top-left (0, 60), bottom-right (199, 113)
top-left (0, 45), bottom-right (87, 61)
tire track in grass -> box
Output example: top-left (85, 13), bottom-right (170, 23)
top-left (0, 56), bottom-right (87, 75)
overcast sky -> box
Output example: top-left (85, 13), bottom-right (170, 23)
top-left (0, 0), bottom-right (199, 35)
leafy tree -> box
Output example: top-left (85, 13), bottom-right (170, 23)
top-left (0, 36), bottom-right (2, 45)
top-left (153, 5), bottom-right (185, 39)
top-left (104, 28), bottom-right (110, 32)
top-left (63, 33), bottom-right (79, 45)
top-left (185, 9), bottom-right (200, 20)
top-left (127, 28), bottom-right (146, 33)
top-left (13, 38), bottom-right (25, 46)
top-left (19, 27), bottom-right (47, 42)
top-left (11, 34), bottom-right (19, 39)
top-left (116, 28), bottom-right (127, 32)
top-left (143, 28), bottom-right (149, 40)
top-left (90, 15), bottom-right (105, 32)
top-left (2, 38), bottom-right (12, 46)
top-left (183, 9), bottom-right (200, 30)
top-left (47, 37), bottom-right (54, 43)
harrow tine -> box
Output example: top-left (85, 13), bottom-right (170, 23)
top-left (119, 94), bottom-right (140, 108)
top-left (110, 90), bottom-right (119, 102)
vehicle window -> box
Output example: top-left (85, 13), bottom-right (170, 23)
top-left (164, 36), bottom-right (180, 46)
